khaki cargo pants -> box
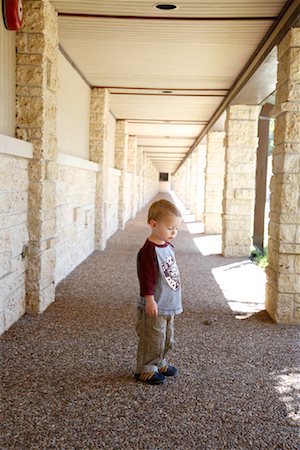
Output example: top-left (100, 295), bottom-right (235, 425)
top-left (135, 308), bottom-right (175, 374)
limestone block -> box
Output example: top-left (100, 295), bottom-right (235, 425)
top-left (278, 48), bottom-right (300, 85)
top-left (27, 248), bottom-right (56, 282)
top-left (29, 181), bottom-right (56, 210)
top-left (227, 135), bottom-right (258, 148)
top-left (226, 119), bottom-right (259, 134)
top-left (29, 159), bottom-right (46, 181)
top-left (222, 244), bottom-right (250, 257)
top-left (45, 161), bottom-right (57, 181)
top-left (223, 229), bottom-right (251, 246)
top-left (16, 97), bottom-right (43, 128)
top-left (16, 65), bottom-right (43, 87)
top-left (0, 271), bottom-right (26, 300)
top-left (269, 222), bottom-right (300, 244)
top-left (3, 285), bottom-right (26, 333)
top-left (274, 112), bottom-right (300, 144)
top-left (226, 149), bottom-right (257, 163)
top-left (26, 282), bottom-right (55, 315)
top-left (272, 153), bottom-right (300, 174)
top-left (16, 33), bottom-right (28, 53)
top-left (226, 162), bottom-right (256, 175)
top-left (268, 284), bottom-right (295, 322)
top-left (16, 54), bottom-right (44, 65)
top-left (223, 200), bottom-right (254, 216)
top-left (276, 81), bottom-right (300, 106)
top-left (277, 273), bottom-right (300, 293)
top-left (0, 251), bottom-right (11, 278)
top-left (21, 1), bottom-right (45, 33)
top-left (278, 28), bottom-right (300, 60)
top-left (0, 191), bottom-right (28, 214)
top-left (277, 242), bottom-right (300, 254)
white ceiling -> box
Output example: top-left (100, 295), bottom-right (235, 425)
top-left (52, 0), bottom-right (292, 173)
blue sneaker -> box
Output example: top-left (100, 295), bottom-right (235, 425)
top-left (158, 365), bottom-right (178, 377)
top-left (134, 372), bottom-right (166, 385)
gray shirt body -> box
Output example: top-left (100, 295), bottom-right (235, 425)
top-left (137, 240), bottom-right (182, 316)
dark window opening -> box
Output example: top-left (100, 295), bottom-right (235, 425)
top-left (159, 172), bottom-right (169, 182)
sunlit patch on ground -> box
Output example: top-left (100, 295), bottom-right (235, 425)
top-left (193, 234), bottom-right (222, 255)
top-left (212, 260), bottom-right (266, 314)
top-left (271, 368), bottom-right (300, 425)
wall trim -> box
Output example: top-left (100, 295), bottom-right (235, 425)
top-left (0, 134), bottom-right (33, 159)
top-left (108, 167), bottom-right (121, 176)
top-left (57, 152), bottom-right (99, 171)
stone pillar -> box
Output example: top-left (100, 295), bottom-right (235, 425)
top-left (265, 28), bottom-right (300, 324)
top-left (136, 146), bottom-right (144, 211)
top-left (16, 0), bottom-right (58, 314)
top-left (222, 104), bottom-right (261, 257)
top-left (115, 120), bottom-right (128, 229)
top-left (196, 144), bottom-right (207, 222)
top-left (89, 88), bottom-right (110, 250)
top-left (185, 157), bottom-right (192, 210)
top-left (204, 131), bottom-right (225, 233)
top-left (128, 135), bottom-right (138, 218)
top-left (189, 151), bottom-right (198, 216)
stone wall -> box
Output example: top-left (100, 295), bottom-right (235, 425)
top-left (0, 21), bottom-right (16, 136)
top-left (204, 132), bottom-right (225, 233)
top-left (222, 105), bottom-right (261, 257)
top-left (0, 137), bottom-right (32, 334)
top-left (124, 172), bottom-right (133, 223)
top-left (172, 145), bottom-right (206, 221)
top-left (55, 155), bottom-right (97, 284)
top-left (144, 159), bottom-right (160, 205)
top-left (106, 168), bottom-right (120, 240)
top-left (265, 28), bottom-right (300, 324)
top-left (16, 0), bottom-right (59, 314)
top-left (56, 51), bottom-right (91, 159)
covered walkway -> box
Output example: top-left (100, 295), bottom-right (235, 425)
top-left (2, 194), bottom-right (299, 449)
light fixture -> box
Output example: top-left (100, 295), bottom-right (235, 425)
top-left (154, 4), bottom-right (178, 11)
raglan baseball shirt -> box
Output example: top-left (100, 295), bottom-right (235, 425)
top-left (137, 239), bottom-right (182, 315)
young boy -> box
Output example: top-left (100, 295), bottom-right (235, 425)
top-left (135, 199), bottom-right (182, 385)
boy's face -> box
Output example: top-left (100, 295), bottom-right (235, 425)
top-left (149, 213), bottom-right (181, 243)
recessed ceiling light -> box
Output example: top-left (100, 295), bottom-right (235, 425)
top-left (154, 4), bottom-right (178, 11)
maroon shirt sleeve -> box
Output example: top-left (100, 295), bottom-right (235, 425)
top-left (137, 241), bottom-right (157, 296)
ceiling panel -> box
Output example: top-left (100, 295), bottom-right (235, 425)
top-left (53, 1), bottom-right (285, 18)
top-left (52, 0), bottom-right (288, 173)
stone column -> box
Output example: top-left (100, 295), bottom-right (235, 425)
top-left (16, 0), bottom-right (58, 314)
top-left (189, 151), bottom-right (198, 216)
top-left (128, 135), bottom-right (138, 218)
top-left (222, 104), bottom-right (261, 257)
top-left (196, 144), bottom-right (207, 223)
top-left (185, 157), bottom-right (192, 210)
top-left (265, 28), bottom-right (300, 324)
top-left (115, 120), bottom-right (128, 229)
top-left (136, 146), bottom-right (144, 211)
top-left (89, 88), bottom-right (110, 250)
top-left (204, 131), bottom-right (225, 233)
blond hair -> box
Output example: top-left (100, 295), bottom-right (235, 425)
top-left (147, 199), bottom-right (181, 223)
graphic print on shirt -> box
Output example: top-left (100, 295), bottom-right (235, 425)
top-left (161, 255), bottom-right (180, 291)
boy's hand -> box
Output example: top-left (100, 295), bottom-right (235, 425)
top-left (144, 295), bottom-right (158, 317)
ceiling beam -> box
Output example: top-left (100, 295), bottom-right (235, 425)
top-left (58, 12), bottom-right (277, 21)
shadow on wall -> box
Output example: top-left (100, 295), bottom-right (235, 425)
top-left (170, 190), bottom-right (266, 317)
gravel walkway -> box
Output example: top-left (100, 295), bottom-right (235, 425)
top-left (1, 194), bottom-right (300, 450)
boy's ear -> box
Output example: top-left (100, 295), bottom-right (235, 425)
top-left (149, 218), bottom-right (157, 228)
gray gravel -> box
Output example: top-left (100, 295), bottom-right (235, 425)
top-left (1, 194), bottom-right (300, 450)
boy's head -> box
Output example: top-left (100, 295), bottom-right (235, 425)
top-left (147, 199), bottom-right (181, 224)
top-left (147, 200), bottom-right (181, 243)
